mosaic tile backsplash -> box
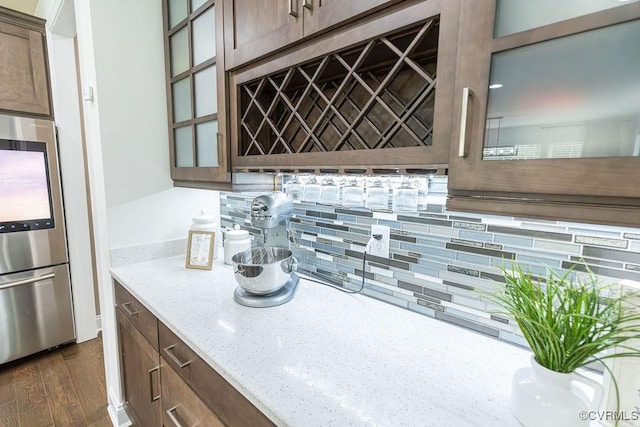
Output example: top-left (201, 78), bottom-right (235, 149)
top-left (220, 177), bottom-right (640, 349)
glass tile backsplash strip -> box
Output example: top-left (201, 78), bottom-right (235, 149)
top-left (220, 180), bottom-right (640, 348)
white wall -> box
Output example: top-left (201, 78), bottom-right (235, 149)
top-left (88, 0), bottom-right (173, 208)
top-left (0, 0), bottom-right (38, 14)
top-left (108, 187), bottom-right (220, 249)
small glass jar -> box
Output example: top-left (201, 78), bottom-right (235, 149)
top-left (413, 178), bottom-right (429, 211)
top-left (365, 179), bottom-right (389, 210)
top-left (342, 178), bottom-right (364, 207)
top-left (285, 177), bottom-right (302, 200)
top-left (320, 176), bottom-right (340, 205)
top-left (392, 179), bottom-right (418, 212)
top-left (303, 176), bottom-right (321, 202)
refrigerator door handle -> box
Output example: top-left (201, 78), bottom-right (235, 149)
top-left (0, 272), bottom-right (56, 290)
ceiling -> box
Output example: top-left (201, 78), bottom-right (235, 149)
top-left (0, 0), bottom-right (38, 15)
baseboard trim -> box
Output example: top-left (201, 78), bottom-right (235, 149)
top-left (96, 314), bottom-right (102, 332)
top-left (107, 388), bottom-right (131, 427)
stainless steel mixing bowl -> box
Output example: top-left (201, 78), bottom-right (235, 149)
top-left (232, 247), bottom-right (297, 295)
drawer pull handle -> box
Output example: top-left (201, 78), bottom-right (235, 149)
top-left (458, 87), bottom-right (471, 158)
top-left (303, 0), bottom-right (312, 10)
top-left (148, 366), bottom-right (160, 402)
top-left (164, 345), bottom-right (192, 368)
top-left (121, 302), bottom-right (139, 317)
top-left (288, 0), bottom-right (298, 17)
top-left (167, 406), bottom-right (195, 427)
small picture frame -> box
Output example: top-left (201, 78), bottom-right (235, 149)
top-left (186, 230), bottom-right (215, 270)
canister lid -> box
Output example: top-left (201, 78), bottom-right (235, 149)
top-left (192, 210), bottom-right (217, 224)
top-left (226, 224), bottom-right (249, 240)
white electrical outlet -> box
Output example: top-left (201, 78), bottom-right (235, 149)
top-left (369, 224), bottom-right (390, 258)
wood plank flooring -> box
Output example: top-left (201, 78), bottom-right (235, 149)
top-left (0, 335), bottom-right (110, 427)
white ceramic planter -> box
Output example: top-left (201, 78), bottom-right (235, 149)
top-left (511, 356), bottom-right (604, 427)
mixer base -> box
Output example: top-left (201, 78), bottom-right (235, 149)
top-left (233, 273), bottom-right (299, 307)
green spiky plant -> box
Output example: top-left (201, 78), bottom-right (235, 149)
top-left (486, 264), bottom-right (640, 420)
top-left (488, 264), bottom-right (640, 374)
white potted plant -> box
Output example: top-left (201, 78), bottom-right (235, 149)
top-left (488, 264), bottom-right (640, 427)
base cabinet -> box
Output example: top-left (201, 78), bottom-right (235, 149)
top-left (117, 310), bottom-right (161, 426)
top-left (114, 280), bottom-right (273, 426)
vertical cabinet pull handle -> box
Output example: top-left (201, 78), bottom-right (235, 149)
top-left (163, 345), bottom-right (192, 368)
top-left (459, 87), bottom-right (471, 158)
top-left (121, 302), bottom-right (139, 317)
top-left (303, 0), bottom-right (312, 10)
top-left (288, 0), bottom-right (298, 17)
top-left (148, 366), bottom-right (160, 402)
top-left (217, 133), bottom-right (224, 166)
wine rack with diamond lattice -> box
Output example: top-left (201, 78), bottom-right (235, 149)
top-left (237, 18), bottom-right (441, 167)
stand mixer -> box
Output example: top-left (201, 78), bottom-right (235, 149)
top-left (250, 192), bottom-right (293, 248)
top-left (232, 192), bottom-right (299, 307)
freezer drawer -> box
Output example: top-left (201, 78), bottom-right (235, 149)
top-left (0, 264), bottom-right (75, 364)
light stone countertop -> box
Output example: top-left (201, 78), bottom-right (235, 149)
top-left (111, 256), bottom-right (531, 427)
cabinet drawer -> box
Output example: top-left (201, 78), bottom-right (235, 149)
top-left (161, 358), bottom-right (224, 427)
top-left (114, 281), bottom-right (158, 351)
top-left (159, 321), bottom-right (274, 427)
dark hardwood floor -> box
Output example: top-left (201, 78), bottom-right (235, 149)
top-left (0, 335), bottom-right (111, 427)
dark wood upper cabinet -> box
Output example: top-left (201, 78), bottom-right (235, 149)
top-left (448, 1), bottom-right (640, 226)
top-left (301, 0), bottom-right (402, 39)
top-left (228, 0), bottom-right (460, 172)
top-left (0, 7), bottom-right (52, 118)
top-left (223, 0), bottom-right (303, 70)
top-left (223, 0), bottom-right (404, 70)
top-left (163, 0), bottom-right (230, 189)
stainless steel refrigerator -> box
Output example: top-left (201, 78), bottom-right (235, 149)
top-left (0, 114), bottom-right (75, 365)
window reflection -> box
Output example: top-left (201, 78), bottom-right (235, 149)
top-left (484, 20), bottom-right (640, 160)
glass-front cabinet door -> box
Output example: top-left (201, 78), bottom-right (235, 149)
top-left (163, 0), bottom-right (229, 186)
top-left (448, 0), bottom-right (640, 226)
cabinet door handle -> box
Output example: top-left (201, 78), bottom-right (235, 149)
top-left (166, 406), bottom-right (195, 427)
top-left (303, 0), bottom-right (312, 10)
top-left (148, 366), bottom-right (160, 402)
top-left (217, 133), bottom-right (224, 166)
top-left (163, 345), bottom-right (192, 368)
top-left (458, 87), bottom-right (471, 158)
top-left (120, 302), bottom-right (139, 317)
top-left (288, 0), bottom-right (298, 17)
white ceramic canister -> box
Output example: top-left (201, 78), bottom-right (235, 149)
top-left (190, 211), bottom-right (220, 259)
top-left (224, 225), bottom-right (251, 265)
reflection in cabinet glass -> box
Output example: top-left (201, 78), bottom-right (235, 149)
top-left (170, 27), bottom-right (189, 76)
top-left (194, 66), bottom-right (217, 117)
top-left (168, 0), bottom-right (188, 29)
top-left (175, 126), bottom-right (194, 167)
top-left (483, 20), bottom-right (640, 161)
top-left (196, 121), bottom-right (219, 166)
top-left (192, 6), bottom-right (216, 66)
top-left (238, 20), bottom-right (439, 156)
top-left (494, 0), bottom-right (640, 37)
top-left (191, 0), bottom-right (207, 13)
top-left (172, 77), bottom-right (192, 123)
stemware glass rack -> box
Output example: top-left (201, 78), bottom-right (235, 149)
top-left (238, 19), bottom-right (440, 158)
